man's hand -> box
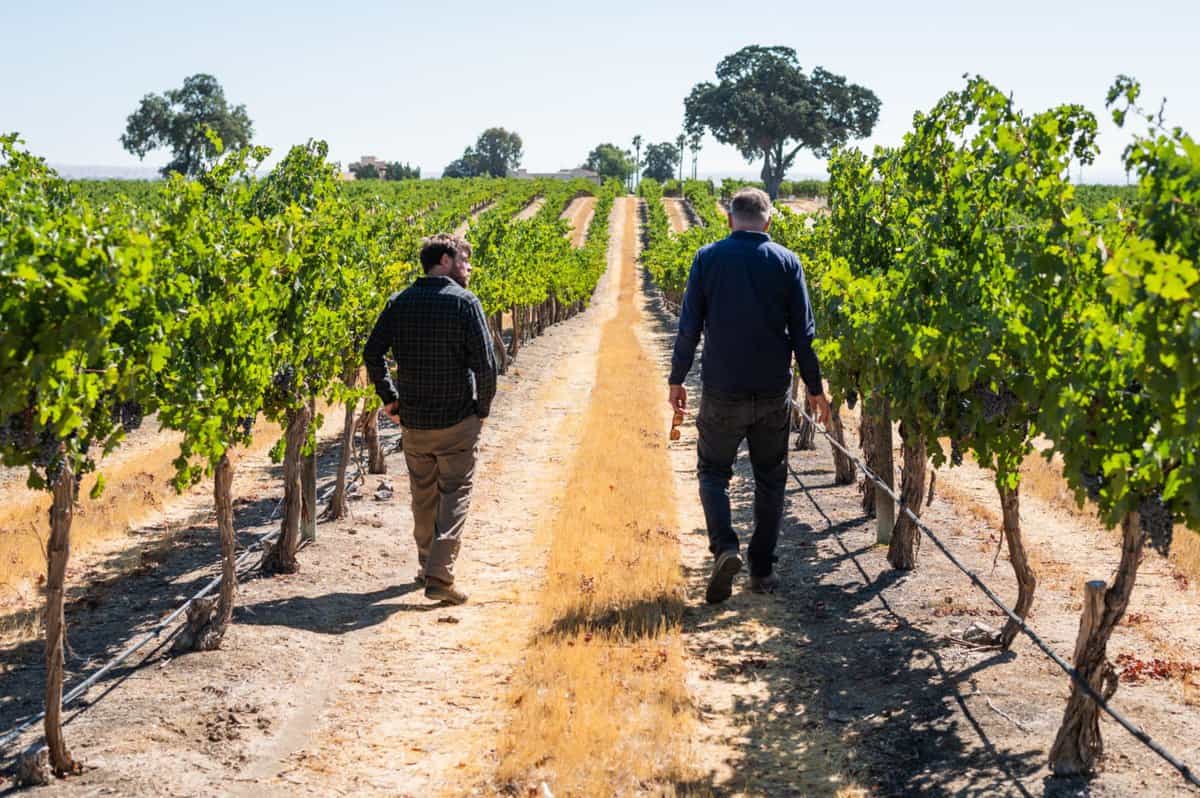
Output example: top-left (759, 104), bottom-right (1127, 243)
top-left (808, 392), bottom-right (832, 426)
top-left (385, 401), bottom-right (401, 424)
top-left (669, 384), bottom-right (688, 414)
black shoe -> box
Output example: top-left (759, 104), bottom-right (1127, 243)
top-left (748, 572), bottom-right (779, 594)
top-left (705, 550), bottom-right (743, 604)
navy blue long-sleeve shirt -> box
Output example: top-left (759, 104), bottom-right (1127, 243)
top-left (668, 230), bottom-right (823, 396)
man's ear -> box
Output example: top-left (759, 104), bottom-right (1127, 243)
top-left (727, 212), bottom-right (734, 231)
top-left (763, 216), bottom-right (772, 233)
top-left (440, 252), bottom-right (455, 270)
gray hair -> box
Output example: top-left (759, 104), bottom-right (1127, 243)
top-left (730, 187), bottom-right (772, 228)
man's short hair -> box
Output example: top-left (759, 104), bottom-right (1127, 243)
top-left (730, 187), bottom-right (772, 227)
top-left (419, 234), bottom-right (472, 272)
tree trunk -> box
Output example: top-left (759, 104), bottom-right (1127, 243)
top-left (1049, 512), bottom-right (1146, 776)
top-left (326, 398), bottom-right (357, 520)
top-left (176, 453), bottom-right (237, 651)
top-left (365, 407), bottom-right (387, 474)
top-left (828, 404), bottom-right (856, 485)
top-left (859, 405), bottom-right (877, 518)
top-left (300, 395), bottom-right (317, 543)
top-left (760, 152), bottom-right (784, 201)
top-left (44, 459), bottom-right (78, 777)
top-left (263, 404), bottom-right (311, 575)
top-left (792, 376), bottom-right (816, 450)
top-left (998, 483), bottom-right (1036, 650)
top-left (887, 423), bottom-right (926, 570)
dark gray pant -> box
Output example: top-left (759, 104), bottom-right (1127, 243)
top-left (696, 389), bottom-right (790, 577)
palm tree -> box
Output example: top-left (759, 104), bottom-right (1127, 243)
top-left (676, 133), bottom-right (686, 184)
top-left (632, 135), bottom-right (643, 191)
top-left (688, 132), bottom-right (702, 180)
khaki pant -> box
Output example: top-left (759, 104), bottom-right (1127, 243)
top-left (402, 414), bottom-right (481, 586)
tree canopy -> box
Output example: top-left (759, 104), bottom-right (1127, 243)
top-left (684, 46), bottom-right (879, 198)
top-left (443, 127), bottom-right (523, 178)
top-left (120, 74), bottom-right (253, 178)
top-left (642, 142), bottom-right (679, 182)
top-left (584, 143), bottom-right (635, 180)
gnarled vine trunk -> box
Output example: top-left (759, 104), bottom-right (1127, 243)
top-left (44, 459), bottom-right (78, 776)
top-left (177, 453), bottom-right (237, 651)
top-left (828, 404), bottom-right (856, 485)
top-left (998, 483), bottom-right (1036, 649)
top-left (326, 396), bottom-right (357, 521)
top-left (263, 403), bottom-right (311, 575)
top-left (300, 396), bottom-right (317, 543)
top-left (365, 407), bottom-right (387, 474)
top-left (490, 313), bottom-right (509, 374)
top-left (792, 375), bottom-right (815, 450)
top-left (510, 305), bottom-right (521, 359)
top-left (1050, 511), bottom-right (1146, 776)
top-left (887, 423), bottom-right (926, 570)
top-left (859, 405), bottom-right (878, 517)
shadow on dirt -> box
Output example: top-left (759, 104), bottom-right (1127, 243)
top-left (0, 421), bottom-right (400, 761)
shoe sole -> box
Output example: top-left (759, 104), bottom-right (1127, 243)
top-left (425, 589), bottom-right (467, 606)
top-left (705, 554), bottom-right (743, 604)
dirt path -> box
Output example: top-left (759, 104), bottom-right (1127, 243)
top-left (0, 211), bottom-right (620, 795)
top-left (453, 201), bottom-right (496, 236)
top-left (638, 259), bottom-right (1200, 797)
top-left (779, 198), bottom-right (829, 215)
top-left (663, 197), bottom-right (692, 233)
top-left (513, 197), bottom-right (545, 221)
top-left (560, 196), bottom-right (596, 248)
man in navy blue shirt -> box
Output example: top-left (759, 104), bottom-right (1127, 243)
top-left (668, 188), bottom-right (831, 603)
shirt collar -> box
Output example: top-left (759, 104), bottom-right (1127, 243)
top-left (416, 274), bottom-right (455, 287)
top-left (730, 230), bottom-right (771, 242)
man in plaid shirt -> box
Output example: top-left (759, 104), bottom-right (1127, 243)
top-left (364, 233), bottom-right (497, 605)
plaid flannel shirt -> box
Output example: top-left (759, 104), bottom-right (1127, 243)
top-left (364, 276), bottom-right (498, 430)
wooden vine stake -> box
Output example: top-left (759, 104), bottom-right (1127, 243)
top-left (1050, 511), bottom-right (1147, 775)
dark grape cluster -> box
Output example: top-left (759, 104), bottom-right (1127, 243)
top-left (950, 438), bottom-right (965, 467)
top-left (112, 401), bottom-right (144, 432)
top-left (846, 390), bottom-right (859, 411)
top-left (972, 385), bottom-right (1020, 423)
top-left (0, 411), bottom-right (33, 451)
top-left (1139, 493), bottom-right (1174, 554)
top-left (239, 416), bottom-right (255, 437)
top-left (268, 365), bottom-right (298, 404)
top-left (1079, 470), bottom-right (1104, 501)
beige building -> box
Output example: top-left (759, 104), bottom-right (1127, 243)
top-left (509, 167), bottom-right (602, 185)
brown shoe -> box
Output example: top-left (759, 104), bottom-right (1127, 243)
top-left (748, 572), bottom-right (779, 594)
top-left (425, 580), bottom-right (468, 605)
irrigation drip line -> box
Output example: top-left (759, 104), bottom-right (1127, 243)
top-left (0, 469), bottom-right (353, 754)
top-left (795, 407), bottom-right (1200, 789)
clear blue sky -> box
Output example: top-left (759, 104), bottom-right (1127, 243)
top-left (4, 0), bottom-right (1197, 182)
